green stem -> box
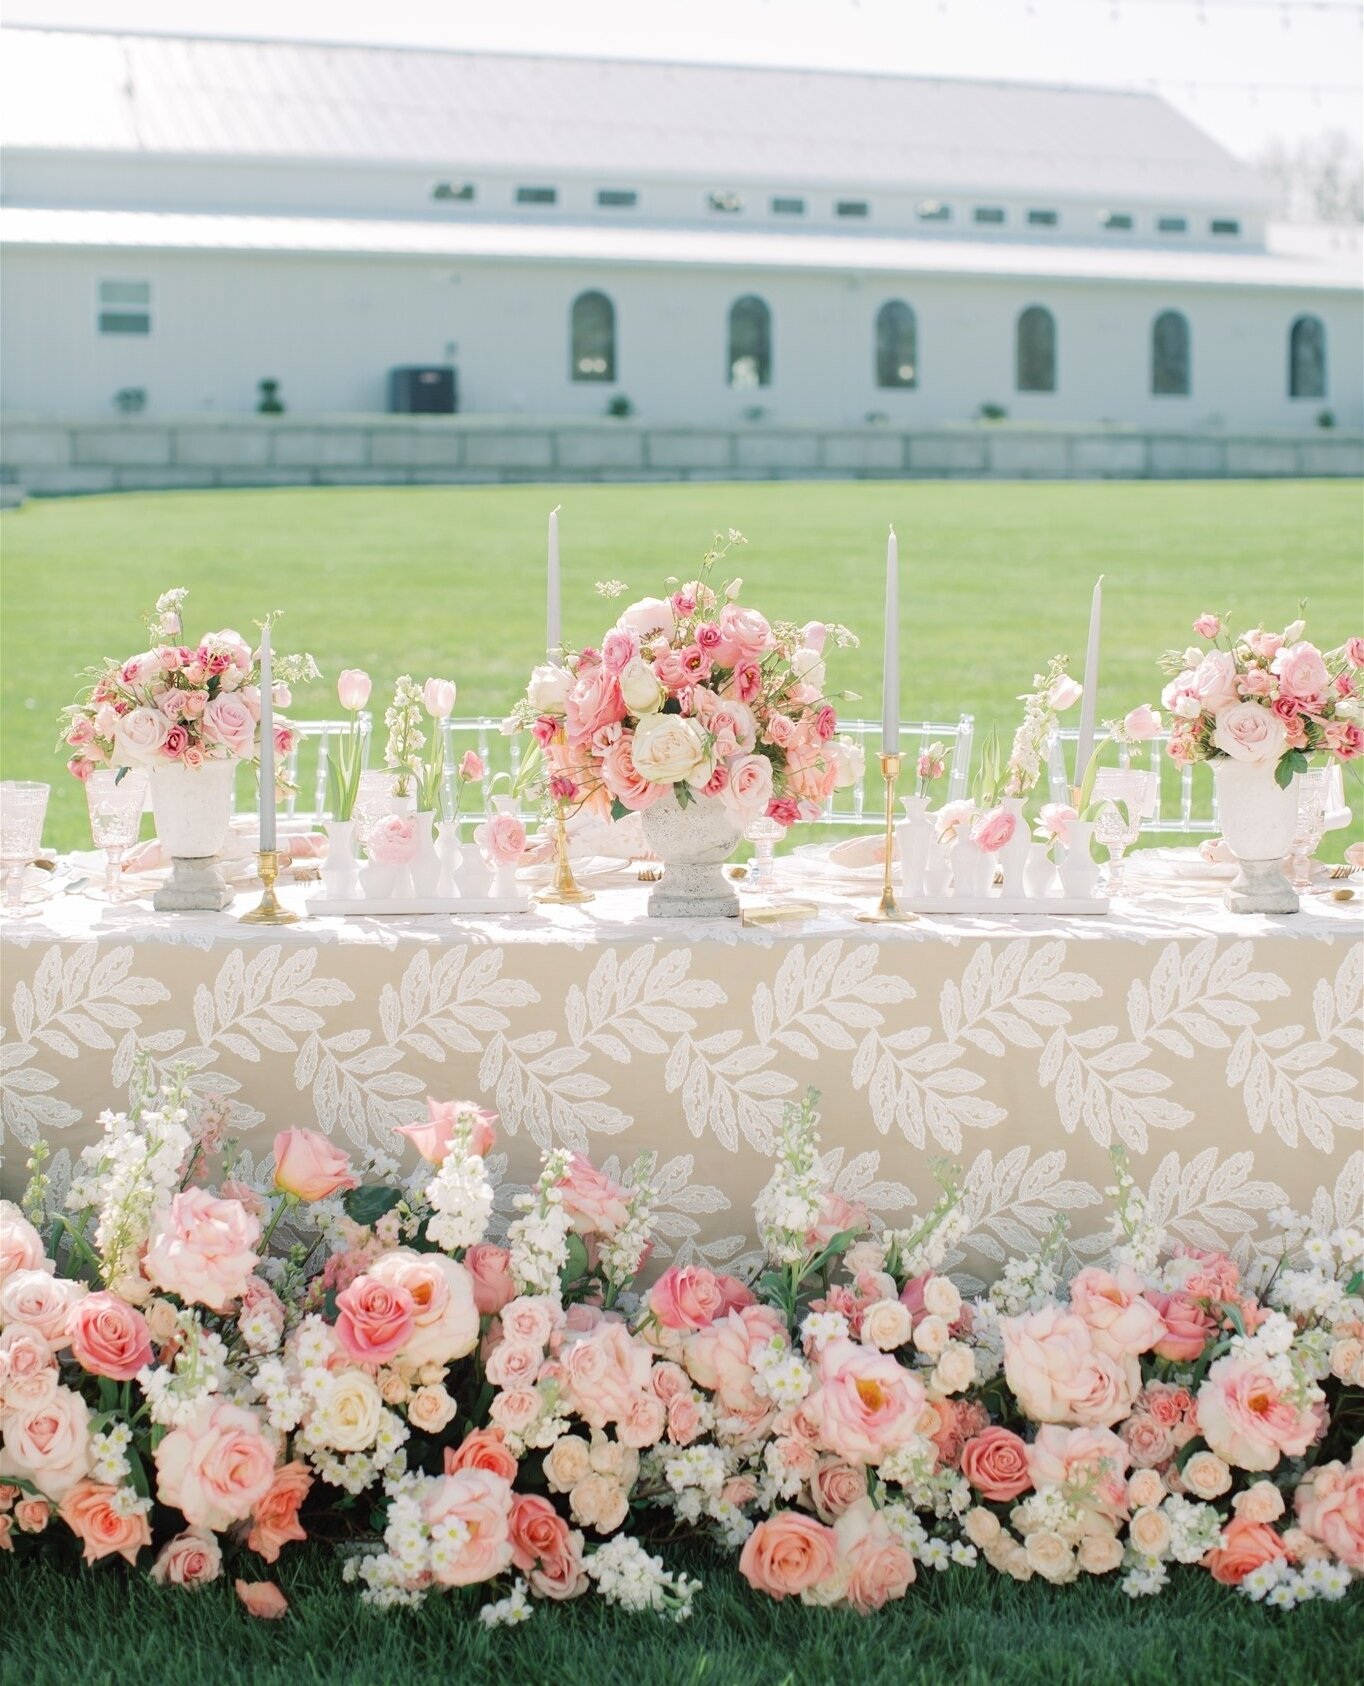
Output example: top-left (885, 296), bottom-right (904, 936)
top-left (259, 1191), bottom-right (299, 1254)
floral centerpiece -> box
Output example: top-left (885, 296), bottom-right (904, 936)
top-left (507, 533), bottom-right (858, 915)
top-left (4, 1076), bottom-right (1360, 1620)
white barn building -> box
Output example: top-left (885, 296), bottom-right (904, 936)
top-left (0, 26), bottom-right (1360, 486)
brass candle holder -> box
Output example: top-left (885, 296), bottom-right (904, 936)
top-left (856, 752), bottom-right (916, 925)
top-left (239, 850), bottom-right (300, 924)
top-left (536, 805), bottom-right (594, 905)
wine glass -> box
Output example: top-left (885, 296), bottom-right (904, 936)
top-left (85, 768), bottom-right (148, 900)
top-left (1289, 769), bottom-right (1330, 889)
top-left (744, 815), bottom-right (784, 893)
top-left (1091, 769), bottom-right (1151, 898)
top-left (0, 781), bottom-right (51, 916)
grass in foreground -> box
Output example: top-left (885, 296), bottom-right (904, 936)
top-left (2, 1540), bottom-right (1359, 1686)
top-left (2, 479), bottom-right (1360, 854)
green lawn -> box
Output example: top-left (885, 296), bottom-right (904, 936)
top-left (2, 480), bottom-right (1361, 854)
top-left (2, 1540), bottom-right (1358, 1686)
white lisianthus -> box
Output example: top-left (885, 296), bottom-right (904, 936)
top-left (631, 713), bottom-right (709, 784)
top-left (619, 657), bottom-right (666, 716)
top-left (526, 663), bottom-right (573, 716)
top-left (617, 597), bottom-right (676, 642)
top-left (829, 735), bottom-right (865, 790)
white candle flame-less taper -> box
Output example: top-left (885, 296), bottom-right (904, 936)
top-left (258, 620), bottom-right (276, 853)
top-left (882, 524), bottom-right (900, 756)
top-left (547, 504), bottom-right (562, 655)
top-left (1074, 574), bottom-right (1104, 784)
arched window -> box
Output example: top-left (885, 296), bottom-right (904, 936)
top-left (1151, 310), bottom-right (1190, 396)
top-left (728, 295), bottom-right (771, 388)
top-left (875, 301), bottom-right (918, 389)
top-left (1289, 315), bottom-right (1326, 399)
top-left (1015, 305), bottom-right (1056, 393)
top-left (570, 290), bottom-right (615, 382)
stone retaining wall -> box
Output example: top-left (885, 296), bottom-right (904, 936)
top-left (2, 416), bottom-right (1360, 496)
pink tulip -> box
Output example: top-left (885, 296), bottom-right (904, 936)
top-left (1048, 676), bottom-right (1083, 712)
top-left (423, 677), bottom-right (457, 719)
top-left (337, 669), bottom-right (371, 711)
top-left (459, 750), bottom-right (485, 782)
top-left (1123, 704), bottom-right (1162, 741)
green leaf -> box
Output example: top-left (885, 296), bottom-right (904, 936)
top-left (610, 798), bottom-right (631, 822)
top-left (674, 782), bottom-right (694, 809)
top-left (1275, 750), bottom-right (1308, 790)
top-left (343, 1184), bottom-right (402, 1227)
top-left (125, 1444), bottom-right (151, 1501)
top-left (560, 1230), bottom-right (590, 1288)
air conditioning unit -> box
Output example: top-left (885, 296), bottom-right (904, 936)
top-left (388, 366), bottom-right (457, 414)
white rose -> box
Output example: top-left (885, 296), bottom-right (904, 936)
top-left (619, 657), bottom-right (665, 716)
top-left (830, 736), bottom-right (865, 790)
top-left (1025, 1530), bottom-right (1078, 1584)
top-left (317, 1370), bottom-right (382, 1451)
top-left (407, 1385), bottom-right (458, 1435)
top-left (860, 1300), bottom-right (912, 1352)
top-left (631, 713), bottom-right (708, 784)
top-left (912, 1314), bottom-right (950, 1357)
top-left (617, 598), bottom-right (676, 642)
top-left (930, 1341), bottom-right (976, 1394)
top-left (114, 706), bottom-right (171, 766)
top-left (1211, 702), bottom-right (1288, 766)
top-left (922, 1277), bottom-right (962, 1322)
top-left (790, 647), bottom-right (826, 694)
top-left (526, 663), bottom-right (574, 716)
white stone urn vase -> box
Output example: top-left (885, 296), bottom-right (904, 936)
top-left (149, 758), bottom-right (235, 912)
top-left (639, 787), bottom-right (741, 918)
top-left (1213, 760), bottom-right (1299, 915)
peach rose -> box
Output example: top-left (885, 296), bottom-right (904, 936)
top-left (464, 1244), bottom-right (515, 1316)
top-left (860, 1299), bottom-right (913, 1353)
top-left (960, 1427), bottom-right (1033, 1502)
top-left (154, 1399), bottom-right (276, 1531)
top-left (14, 1497), bottom-right (50, 1533)
top-left (509, 1493), bottom-right (588, 1600)
top-left (408, 1385), bottom-right (458, 1435)
top-left (543, 1434), bottom-right (592, 1493)
top-left (739, 1511), bottom-right (840, 1600)
top-left (721, 754), bottom-right (775, 826)
top-left (1128, 1469), bottom-right (1165, 1510)
top-left (1077, 1534), bottom-right (1125, 1575)
top-left (1196, 1356), bottom-right (1321, 1472)
top-left (272, 1129), bottom-right (356, 1202)
top-left (567, 1474), bottom-right (629, 1535)
top-left (1002, 1307), bottom-right (1136, 1427)
top-left (395, 1097), bottom-right (497, 1166)
top-left (835, 1497), bottom-right (916, 1614)
top-left (245, 1461), bottom-right (312, 1564)
top-left (152, 1528), bottom-right (223, 1588)
top-left (1204, 1516), bottom-right (1288, 1586)
top-left (1068, 1267), bottom-right (1166, 1360)
top-left (68, 1291), bottom-right (153, 1381)
top-left (445, 1428), bottom-right (519, 1483)
top-left (1294, 1457), bottom-right (1364, 1572)
top-left (143, 1190), bottom-right (260, 1313)
top-left (812, 1339), bottom-right (926, 1464)
top-left (236, 1580), bottom-right (289, 1619)
top-left (556, 1155), bottom-right (633, 1238)
top-left (1024, 1530), bottom-right (1077, 1584)
top-left (648, 1265), bottom-right (727, 1333)
top-left (0, 1269), bottom-right (85, 1351)
top-left (421, 1469), bottom-right (514, 1585)
top-left (368, 1249), bottom-right (479, 1367)
top-left (58, 1479), bottom-right (151, 1565)
top-left (1234, 1480), bottom-right (1286, 1524)
top-left (0, 1323), bottom-right (59, 1410)
top-left (810, 1457), bottom-right (868, 1523)
top-left (0, 1201), bottom-right (49, 1281)
top-left (334, 1273), bottom-right (416, 1365)
top-left (1182, 1450), bottom-right (1232, 1501)
top-left (1129, 1506), bottom-right (1172, 1558)
top-left (0, 1385), bottom-right (90, 1496)
top-left (1147, 1290), bottom-right (1215, 1363)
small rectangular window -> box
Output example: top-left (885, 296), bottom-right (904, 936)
top-left (708, 191), bottom-right (744, 213)
top-left (836, 199), bottom-right (869, 218)
top-left (1157, 215), bottom-right (1187, 234)
top-left (1101, 213), bottom-right (1134, 231)
top-left (771, 196), bottom-right (805, 215)
top-left (596, 189), bottom-right (637, 208)
top-left (974, 207), bottom-right (1006, 225)
top-left (98, 279), bottom-right (150, 335)
top-left (432, 181), bottom-right (475, 202)
top-left (516, 186), bottom-right (557, 205)
top-left (1210, 218), bottom-right (1240, 236)
top-left (1027, 209), bottom-right (1058, 227)
top-left (917, 200), bottom-right (951, 222)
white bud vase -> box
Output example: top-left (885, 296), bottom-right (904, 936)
top-left (1022, 841), bottom-right (1059, 900)
top-left (409, 812), bottom-right (442, 899)
top-left (455, 846), bottom-right (493, 900)
top-left (435, 821), bottom-right (463, 899)
top-left (1059, 820), bottom-right (1102, 898)
top-left (922, 843), bottom-right (952, 897)
top-left (321, 818), bottom-right (359, 901)
top-left (896, 794), bottom-right (935, 898)
top-left (149, 759), bottom-right (235, 911)
top-left (1213, 760), bottom-right (1299, 914)
top-left (949, 833), bottom-right (992, 899)
top-left (998, 797), bottom-right (1031, 897)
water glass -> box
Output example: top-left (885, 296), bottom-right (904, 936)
top-left (1289, 769), bottom-right (1330, 889)
top-left (354, 771), bottom-right (405, 848)
top-left (0, 781), bottom-right (51, 915)
top-left (85, 768), bottom-right (148, 900)
top-left (1091, 768), bottom-right (1151, 897)
top-left (744, 815), bottom-right (785, 893)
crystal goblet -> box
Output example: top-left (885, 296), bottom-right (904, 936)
top-left (744, 815), bottom-right (784, 894)
top-left (1289, 769), bottom-right (1330, 890)
top-left (0, 781), bottom-right (50, 916)
top-left (85, 768), bottom-right (148, 900)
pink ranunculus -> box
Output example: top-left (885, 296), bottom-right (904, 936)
top-left (154, 1399), bottom-right (276, 1531)
top-left (245, 1462), bottom-right (312, 1564)
top-left (143, 1190), bottom-right (261, 1313)
top-left (337, 670), bottom-right (371, 711)
top-left (201, 694), bottom-right (256, 758)
top-left (1146, 1289), bottom-right (1215, 1361)
top-left (1192, 613), bottom-right (1222, 639)
top-left (464, 1244), bottom-right (516, 1316)
top-left (334, 1273), bottom-right (417, 1364)
top-left (0, 1385), bottom-right (90, 1497)
top-left (480, 811), bottom-right (527, 867)
top-left (1192, 651), bottom-right (1240, 714)
top-left (1001, 1307), bottom-right (1136, 1428)
top-left (0, 1269), bottom-right (85, 1351)
top-left (1204, 1516), bottom-right (1289, 1586)
top-left (1123, 704), bottom-right (1162, 740)
top-left (369, 1249), bottom-right (479, 1366)
top-left (1211, 701), bottom-right (1288, 767)
top-left (557, 1154), bottom-right (632, 1237)
top-left (367, 814), bottom-right (419, 865)
top-left (1196, 1355), bottom-right (1321, 1471)
top-left (422, 1469), bottom-right (515, 1586)
top-left (151, 1527), bottom-right (223, 1588)
top-left (1068, 1266), bottom-right (1166, 1360)
top-left (1294, 1455), bottom-right (1364, 1572)
top-left (811, 1338), bottom-right (925, 1464)
top-left (1026, 1425), bottom-right (1131, 1522)
top-left (272, 1128), bottom-right (357, 1202)
top-left (836, 1497), bottom-right (916, 1614)
top-left (971, 807), bottom-right (1017, 854)
top-left (67, 1292), bottom-right (152, 1381)
top-left (720, 753), bottom-right (774, 827)
top-left (649, 1266), bottom-right (727, 1332)
top-left (459, 749), bottom-right (485, 783)
top-left (509, 1492), bottom-right (588, 1600)
top-left (1271, 640), bottom-right (1329, 702)
top-left (739, 1511), bottom-right (840, 1600)
top-left (960, 1427), bottom-right (1033, 1501)
top-left (0, 1201), bottom-right (49, 1281)
top-left (59, 1478), bottom-right (151, 1565)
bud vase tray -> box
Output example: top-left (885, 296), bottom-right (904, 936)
top-left (306, 895), bottom-right (531, 917)
top-left (899, 894), bottom-right (1110, 916)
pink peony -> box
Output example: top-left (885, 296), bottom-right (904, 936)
top-left (1197, 1356), bottom-right (1322, 1471)
top-left (739, 1511), bottom-right (839, 1600)
top-left (1294, 1454), bottom-right (1364, 1572)
top-left (143, 1189), bottom-right (261, 1313)
top-left (561, 1320), bottom-right (652, 1430)
top-left (0, 1324), bottom-right (59, 1411)
top-left (368, 1249), bottom-right (479, 1367)
top-left (1001, 1307), bottom-right (1136, 1428)
top-left (1026, 1425), bottom-right (1130, 1523)
top-left (59, 1479), bottom-right (151, 1565)
top-left (394, 1097), bottom-right (496, 1166)
top-left (836, 1497), bottom-right (916, 1614)
top-left (67, 1292), bottom-right (153, 1381)
top-left (334, 1273), bottom-right (417, 1365)
top-left (422, 1469), bottom-right (514, 1586)
top-left (811, 1338), bottom-right (925, 1464)
top-left (151, 1528), bottom-right (223, 1588)
top-left (960, 1427), bottom-right (1033, 1501)
top-left (272, 1128), bottom-right (357, 1202)
top-left (1068, 1266), bottom-right (1166, 1360)
top-left (155, 1400), bottom-right (276, 1531)
top-left (649, 1265), bottom-right (727, 1332)
top-left (684, 1303), bottom-right (786, 1425)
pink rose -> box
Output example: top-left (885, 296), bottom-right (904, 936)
top-left (143, 1190), bottom-right (261, 1313)
top-left (557, 1155), bottom-right (631, 1237)
top-left (1192, 651), bottom-right (1240, 713)
top-left (739, 1511), bottom-right (839, 1600)
top-left (479, 811), bottom-right (527, 867)
top-left (509, 1493), bottom-right (588, 1600)
top-left (1271, 640), bottom-right (1329, 702)
top-left (394, 1097), bottom-right (496, 1166)
top-left (245, 1462), bottom-right (312, 1564)
top-left (1026, 1425), bottom-right (1130, 1522)
top-left (68, 1292), bottom-right (152, 1381)
top-left (201, 694), bottom-right (256, 758)
top-left (113, 706), bottom-right (171, 766)
top-left (601, 629), bottom-right (639, 675)
top-left (334, 1273), bottom-right (417, 1364)
top-left (0, 1203), bottom-right (50, 1281)
top-left (1192, 613), bottom-right (1222, 639)
top-left (971, 807), bottom-right (1017, 854)
top-left (960, 1427), bottom-right (1033, 1501)
top-left (337, 670), bottom-right (371, 711)
top-left (369, 1249), bottom-right (479, 1366)
top-left (59, 1479), bottom-right (151, 1565)
top-left (464, 1244), bottom-right (516, 1316)
top-left (809, 1457), bottom-right (868, 1522)
top-left (649, 1266), bottom-right (727, 1332)
top-left (1294, 1457), bottom-right (1364, 1572)
top-left (666, 1392), bottom-right (704, 1445)
top-left (0, 1269), bottom-right (86, 1351)
top-left (836, 1497), bottom-right (916, 1614)
top-left (766, 796), bottom-right (801, 829)
top-left (236, 1580), bottom-right (289, 1619)
top-left (1204, 1516), bottom-right (1289, 1586)
top-left (1344, 637), bottom-right (1364, 669)
top-left (0, 1385), bottom-right (90, 1496)
top-left (272, 1128), bottom-right (357, 1202)
top-left (715, 603), bottom-right (774, 666)
top-left (1068, 1267), bottom-right (1166, 1360)
top-left (0, 1324), bottom-right (59, 1411)
top-left (368, 814), bottom-right (419, 866)
top-left (1196, 1356), bottom-right (1321, 1471)
top-left (154, 1400), bottom-right (276, 1530)
top-left (1211, 701), bottom-right (1287, 767)
top-left (601, 732), bottom-right (666, 812)
top-left (812, 1338), bottom-right (925, 1463)
top-left (445, 1428), bottom-right (519, 1482)
top-left (805, 1190), bottom-right (868, 1252)
top-left (1001, 1307), bottom-right (1136, 1427)
top-left (422, 1469), bottom-right (514, 1586)
top-left (1147, 1290), bottom-right (1215, 1362)
top-left (151, 1528), bottom-right (223, 1588)
top-left (565, 668), bottom-right (626, 748)
top-left (1325, 721), bottom-right (1364, 760)
top-left (1123, 704), bottom-right (1162, 741)
top-left (1120, 1411), bottom-right (1178, 1469)
top-left (721, 753), bottom-right (774, 826)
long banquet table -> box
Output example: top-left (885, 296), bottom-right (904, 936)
top-left (2, 863), bottom-right (1359, 1289)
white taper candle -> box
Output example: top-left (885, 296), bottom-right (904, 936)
top-left (547, 505), bottom-right (562, 655)
top-left (258, 622), bottom-right (276, 853)
top-left (882, 524), bottom-right (900, 755)
top-left (1074, 575), bottom-right (1104, 783)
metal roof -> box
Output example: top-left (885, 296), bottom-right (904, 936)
top-left (3, 207), bottom-right (1350, 291)
top-left (0, 26), bottom-right (1268, 206)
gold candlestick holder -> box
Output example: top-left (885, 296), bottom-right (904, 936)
top-left (856, 752), bottom-right (916, 925)
top-left (240, 850), bottom-right (300, 924)
top-left (536, 805), bottom-right (594, 905)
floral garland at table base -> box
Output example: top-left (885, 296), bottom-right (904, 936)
top-left (1, 1076), bottom-right (1360, 1625)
